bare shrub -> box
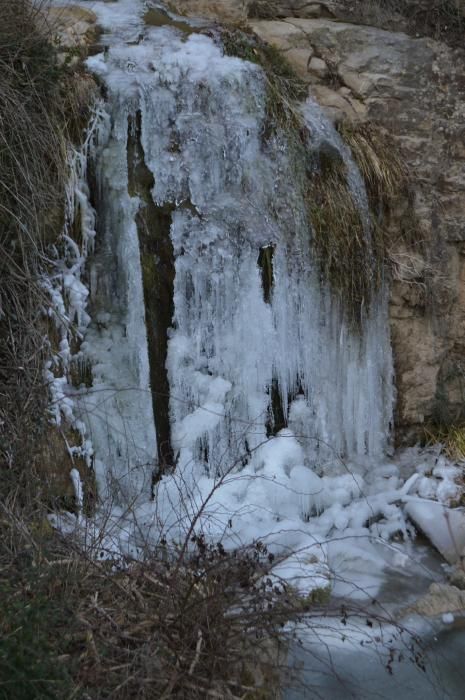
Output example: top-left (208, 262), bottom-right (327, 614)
top-left (1, 484), bottom-right (435, 700)
top-left (0, 494), bottom-right (294, 699)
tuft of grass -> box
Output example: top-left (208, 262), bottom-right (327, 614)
top-left (337, 122), bottom-right (409, 225)
top-left (306, 146), bottom-right (374, 325)
top-left (424, 424), bottom-right (465, 463)
top-left (338, 122), bottom-right (424, 265)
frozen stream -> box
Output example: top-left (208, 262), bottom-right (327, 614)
top-left (286, 623), bottom-right (465, 699)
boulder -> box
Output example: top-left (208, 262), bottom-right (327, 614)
top-left (46, 6), bottom-right (99, 49)
top-left (405, 582), bottom-right (465, 617)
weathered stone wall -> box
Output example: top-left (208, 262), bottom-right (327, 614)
top-left (170, 0), bottom-right (465, 442)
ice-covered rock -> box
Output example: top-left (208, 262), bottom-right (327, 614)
top-left (406, 501), bottom-right (465, 564)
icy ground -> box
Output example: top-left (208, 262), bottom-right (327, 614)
top-left (47, 0), bottom-right (464, 602)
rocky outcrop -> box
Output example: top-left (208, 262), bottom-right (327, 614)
top-left (46, 5), bottom-right (100, 65)
top-left (169, 0), bottom-right (465, 441)
top-left (404, 582), bottom-right (465, 618)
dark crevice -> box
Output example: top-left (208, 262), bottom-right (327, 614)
top-left (127, 110), bottom-right (175, 481)
top-left (266, 377), bottom-right (306, 437)
top-left (257, 244), bottom-right (275, 304)
top-left (266, 378), bottom-right (287, 437)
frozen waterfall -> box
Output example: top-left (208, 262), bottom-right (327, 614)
top-left (41, 0), bottom-right (412, 598)
top-left (79, 20), bottom-right (393, 503)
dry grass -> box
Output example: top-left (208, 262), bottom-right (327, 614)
top-left (0, 0), bottom-right (96, 497)
top-left (306, 150), bottom-right (373, 323)
top-left (337, 123), bottom-right (408, 219)
top-left (306, 122), bottom-right (420, 325)
top-left (424, 424), bottom-right (465, 462)
top-left (339, 0), bottom-right (465, 45)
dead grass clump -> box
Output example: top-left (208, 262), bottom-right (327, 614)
top-left (306, 121), bottom-right (421, 325)
top-left (338, 122), bottom-right (422, 314)
top-left (306, 149), bottom-right (374, 323)
top-left (339, 122), bottom-right (424, 251)
top-left (338, 121), bottom-right (413, 251)
top-left (424, 424), bottom-right (465, 462)
top-left (337, 122), bottom-right (410, 228)
top-left (0, 0), bottom-right (65, 483)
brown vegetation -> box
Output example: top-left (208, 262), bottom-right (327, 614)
top-left (0, 500), bottom-right (301, 699)
top-left (0, 0), bottom-right (95, 499)
top-left (307, 121), bottom-right (419, 326)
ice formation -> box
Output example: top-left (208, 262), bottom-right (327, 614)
top-left (82, 7), bottom-right (393, 479)
top-left (47, 0), bottom-right (463, 599)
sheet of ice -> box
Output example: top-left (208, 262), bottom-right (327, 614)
top-left (73, 103), bottom-right (157, 504)
top-left (42, 108), bottom-right (104, 460)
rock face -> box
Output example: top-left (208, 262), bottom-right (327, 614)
top-left (170, 0), bottom-right (465, 441)
top-left (405, 582), bottom-right (465, 618)
top-left (46, 5), bottom-right (100, 63)
top-left (248, 16), bottom-right (465, 438)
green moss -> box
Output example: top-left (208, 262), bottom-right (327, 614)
top-left (307, 584), bottom-right (332, 605)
